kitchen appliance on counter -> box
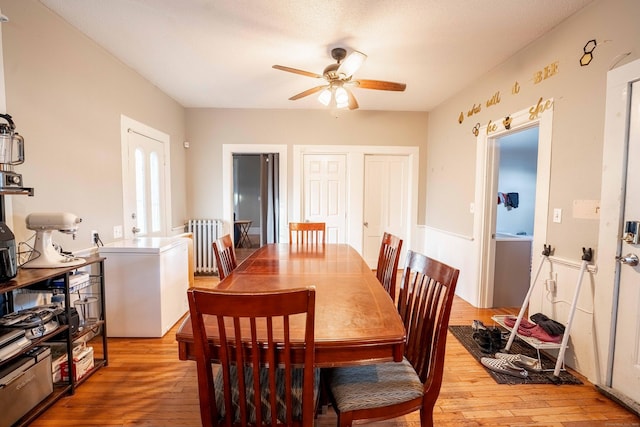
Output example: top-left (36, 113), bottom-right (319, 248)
top-left (0, 113), bottom-right (25, 190)
top-left (0, 222), bottom-right (17, 282)
top-left (23, 212), bottom-right (84, 268)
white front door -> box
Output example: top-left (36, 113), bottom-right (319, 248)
top-left (362, 154), bottom-right (409, 267)
top-left (610, 80), bottom-right (640, 403)
top-left (302, 154), bottom-right (346, 243)
top-left (121, 116), bottom-right (171, 239)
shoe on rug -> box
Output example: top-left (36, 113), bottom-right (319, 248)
top-left (480, 357), bottom-right (528, 379)
top-left (494, 352), bottom-right (542, 372)
top-left (472, 319), bottom-right (487, 331)
top-left (472, 331), bottom-right (493, 353)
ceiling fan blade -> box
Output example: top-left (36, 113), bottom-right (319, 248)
top-left (273, 65), bottom-right (323, 79)
top-left (337, 50), bottom-right (367, 78)
top-left (289, 85), bottom-right (327, 100)
top-left (355, 79), bottom-right (407, 91)
top-left (346, 88), bottom-right (359, 110)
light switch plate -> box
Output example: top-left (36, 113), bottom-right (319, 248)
top-left (553, 208), bottom-right (562, 223)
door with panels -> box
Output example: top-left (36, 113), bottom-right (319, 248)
top-left (302, 154), bottom-right (347, 243)
top-left (362, 154), bottom-right (409, 267)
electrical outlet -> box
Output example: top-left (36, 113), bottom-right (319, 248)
top-left (113, 225), bottom-right (123, 239)
top-left (91, 230), bottom-right (99, 245)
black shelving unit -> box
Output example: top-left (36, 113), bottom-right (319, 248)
top-left (0, 186), bottom-right (107, 426)
top-left (0, 255), bottom-right (107, 427)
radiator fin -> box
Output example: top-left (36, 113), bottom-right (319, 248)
top-left (185, 219), bottom-right (223, 275)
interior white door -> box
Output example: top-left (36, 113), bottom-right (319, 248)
top-left (302, 154), bottom-right (346, 243)
top-left (610, 80), bottom-right (640, 403)
top-left (125, 130), bottom-right (167, 238)
top-left (362, 154), bottom-right (409, 267)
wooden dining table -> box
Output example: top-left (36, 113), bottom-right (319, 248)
top-left (176, 243), bottom-right (406, 367)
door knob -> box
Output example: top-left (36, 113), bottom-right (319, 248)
top-left (616, 253), bottom-right (639, 267)
top-left (132, 226), bottom-right (141, 235)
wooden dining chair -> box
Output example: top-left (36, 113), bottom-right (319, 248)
top-left (375, 232), bottom-right (403, 302)
top-left (187, 287), bottom-right (319, 427)
top-left (326, 250), bottom-right (460, 427)
top-left (212, 234), bottom-right (237, 280)
top-left (289, 222), bottom-right (326, 244)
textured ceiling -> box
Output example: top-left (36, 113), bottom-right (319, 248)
top-left (39, 0), bottom-right (594, 111)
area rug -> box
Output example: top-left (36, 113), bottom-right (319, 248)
top-left (448, 325), bottom-right (582, 385)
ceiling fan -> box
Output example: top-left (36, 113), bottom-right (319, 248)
top-left (273, 47), bottom-right (406, 110)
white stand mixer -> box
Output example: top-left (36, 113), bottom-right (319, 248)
top-left (23, 212), bottom-right (85, 268)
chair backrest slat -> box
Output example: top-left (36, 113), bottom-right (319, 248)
top-left (376, 232), bottom-right (403, 301)
top-left (213, 234), bottom-right (238, 280)
top-left (289, 222), bottom-right (326, 244)
top-left (397, 251), bottom-right (459, 389)
top-left (188, 287), bottom-right (316, 427)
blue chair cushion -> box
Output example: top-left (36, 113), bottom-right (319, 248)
top-left (215, 365), bottom-right (320, 423)
top-left (328, 357), bottom-right (423, 412)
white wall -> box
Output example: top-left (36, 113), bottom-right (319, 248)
top-left (0, 0), bottom-right (187, 252)
top-left (423, 0), bottom-right (640, 382)
top-left (185, 108), bottom-right (428, 223)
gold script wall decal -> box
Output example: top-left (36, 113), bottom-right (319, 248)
top-left (529, 97), bottom-right (553, 120)
top-left (512, 81), bottom-right (520, 95)
top-left (533, 61), bottom-right (559, 84)
top-left (467, 103), bottom-right (482, 117)
top-left (486, 91), bottom-right (501, 108)
top-left (486, 120), bottom-right (498, 135)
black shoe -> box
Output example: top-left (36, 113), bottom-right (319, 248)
top-left (473, 330), bottom-right (493, 353)
top-left (489, 327), bottom-right (505, 351)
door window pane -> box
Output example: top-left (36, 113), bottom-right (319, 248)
top-left (150, 152), bottom-right (161, 233)
top-left (135, 148), bottom-right (147, 234)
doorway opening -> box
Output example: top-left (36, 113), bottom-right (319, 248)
top-left (492, 127), bottom-right (539, 307)
top-left (223, 144), bottom-right (287, 246)
top-left (232, 153), bottom-right (280, 248)
top-left (474, 102), bottom-right (553, 308)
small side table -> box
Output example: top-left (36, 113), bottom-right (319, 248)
top-left (234, 220), bottom-right (252, 248)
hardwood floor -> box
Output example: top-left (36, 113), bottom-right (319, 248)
top-left (28, 274), bottom-right (640, 427)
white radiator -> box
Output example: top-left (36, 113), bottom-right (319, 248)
top-left (185, 219), bottom-right (223, 275)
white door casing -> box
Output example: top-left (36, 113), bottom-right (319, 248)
top-left (121, 115), bottom-right (171, 239)
top-left (302, 154), bottom-right (347, 243)
top-left (362, 154), bottom-right (409, 267)
top-left (474, 103), bottom-right (552, 308)
top-left (599, 58), bottom-right (640, 404)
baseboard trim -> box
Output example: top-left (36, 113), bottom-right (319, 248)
top-left (595, 384), bottom-right (640, 417)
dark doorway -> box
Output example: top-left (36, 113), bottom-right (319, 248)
top-left (233, 153), bottom-right (280, 247)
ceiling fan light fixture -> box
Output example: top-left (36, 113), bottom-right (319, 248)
top-left (335, 87), bottom-right (349, 109)
top-left (337, 50), bottom-right (367, 78)
top-left (318, 88), bottom-right (332, 106)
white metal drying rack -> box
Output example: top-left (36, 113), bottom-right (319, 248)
top-left (492, 245), bottom-right (593, 377)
